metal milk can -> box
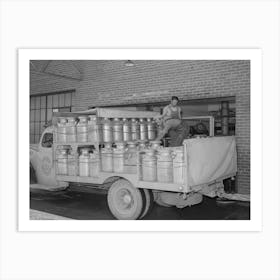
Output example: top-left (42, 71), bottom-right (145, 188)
top-left (172, 147), bottom-right (184, 184)
top-left (98, 119), bottom-right (103, 143)
top-left (142, 149), bottom-right (157, 182)
top-left (147, 118), bottom-right (156, 140)
top-left (77, 116), bottom-right (88, 143)
top-left (112, 118), bottom-right (123, 142)
top-left (131, 118), bottom-right (140, 141)
top-left (113, 142), bottom-right (126, 173)
top-left (125, 141), bottom-right (138, 166)
top-left (88, 115), bottom-right (99, 143)
top-left (101, 143), bottom-right (113, 172)
top-left (157, 149), bottom-right (173, 183)
top-left (115, 141), bottom-right (126, 150)
top-left (149, 140), bottom-right (162, 150)
top-left (102, 118), bottom-right (113, 143)
top-left (79, 148), bottom-right (90, 176)
top-left (139, 118), bottom-right (148, 141)
top-left (67, 149), bottom-right (76, 176)
top-left (57, 147), bottom-right (68, 175)
top-left (138, 140), bottom-right (147, 177)
top-left (66, 117), bottom-right (77, 143)
top-left (138, 140), bottom-right (148, 151)
top-left (122, 118), bottom-right (132, 142)
top-left (89, 150), bottom-right (100, 177)
top-left (57, 117), bottom-right (67, 143)
top-left (156, 121), bottom-right (162, 140)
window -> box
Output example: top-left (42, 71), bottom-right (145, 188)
top-left (41, 133), bottom-right (53, 148)
top-left (30, 91), bottom-right (73, 143)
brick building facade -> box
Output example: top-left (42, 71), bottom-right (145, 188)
top-left (30, 60), bottom-right (250, 194)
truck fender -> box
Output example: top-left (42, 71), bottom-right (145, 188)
top-left (30, 163), bottom-right (37, 184)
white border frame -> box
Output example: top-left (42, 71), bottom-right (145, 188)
top-left (19, 49), bottom-right (262, 232)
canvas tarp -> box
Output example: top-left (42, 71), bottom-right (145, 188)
top-left (184, 136), bottom-right (237, 187)
top-left (53, 107), bottom-right (160, 120)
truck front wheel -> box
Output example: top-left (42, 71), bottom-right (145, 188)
top-left (107, 179), bottom-right (144, 220)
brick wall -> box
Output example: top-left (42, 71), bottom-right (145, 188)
top-left (235, 62), bottom-right (251, 194)
top-left (71, 60), bottom-right (240, 110)
top-left (30, 71), bottom-right (78, 95)
top-left (30, 60), bottom-right (250, 194)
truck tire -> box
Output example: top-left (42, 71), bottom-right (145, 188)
top-left (107, 179), bottom-right (144, 220)
top-left (139, 189), bottom-right (154, 219)
top-left (153, 191), bottom-right (172, 207)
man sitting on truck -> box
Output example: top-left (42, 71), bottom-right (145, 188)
top-left (154, 96), bottom-right (187, 147)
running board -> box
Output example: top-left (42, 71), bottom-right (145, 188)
top-left (30, 184), bottom-right (68, 192)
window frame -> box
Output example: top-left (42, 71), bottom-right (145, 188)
top-left (30, 90), bottom-right (74, 143)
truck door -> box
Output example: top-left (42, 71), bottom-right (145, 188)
top-left (37, 130), bottom-right (59, 186)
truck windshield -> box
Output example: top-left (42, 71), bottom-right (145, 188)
top-left (41, 133), bottom-right (53, 148)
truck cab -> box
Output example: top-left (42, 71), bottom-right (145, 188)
top-left (30, 125), bottom-right (68, 188)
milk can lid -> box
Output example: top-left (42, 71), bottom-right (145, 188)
top-left (89, 151), bottom-right (99, 157)
top-left (67, 117), bottom-right (76, 122)
top-left (127, 141), bottom-right (136, 145)
top-left (138, 139), bottom-right (148, 144)
top-left (58, 145), bottom-right (68, 149)
top-left (59, 148), bottom-right (68, 154)
top-left (59, 117), bottom-right (67, 123)
top-left (145, 148), bottom-right (155, 155)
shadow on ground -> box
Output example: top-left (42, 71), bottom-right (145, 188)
top-left (30, 186), bottom-right (250, 220)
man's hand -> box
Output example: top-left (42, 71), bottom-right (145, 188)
top-left (154, 117), bottom-right (163, 127)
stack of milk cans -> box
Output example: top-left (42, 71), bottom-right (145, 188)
top-left (56, 115), bottom-right (102, 177)
top-left (55, 115), bottom-right (160, 177)
top-left (100, 117), bottom-right (159, 173)
top-left (140, 143), bottom-right (185, 184)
